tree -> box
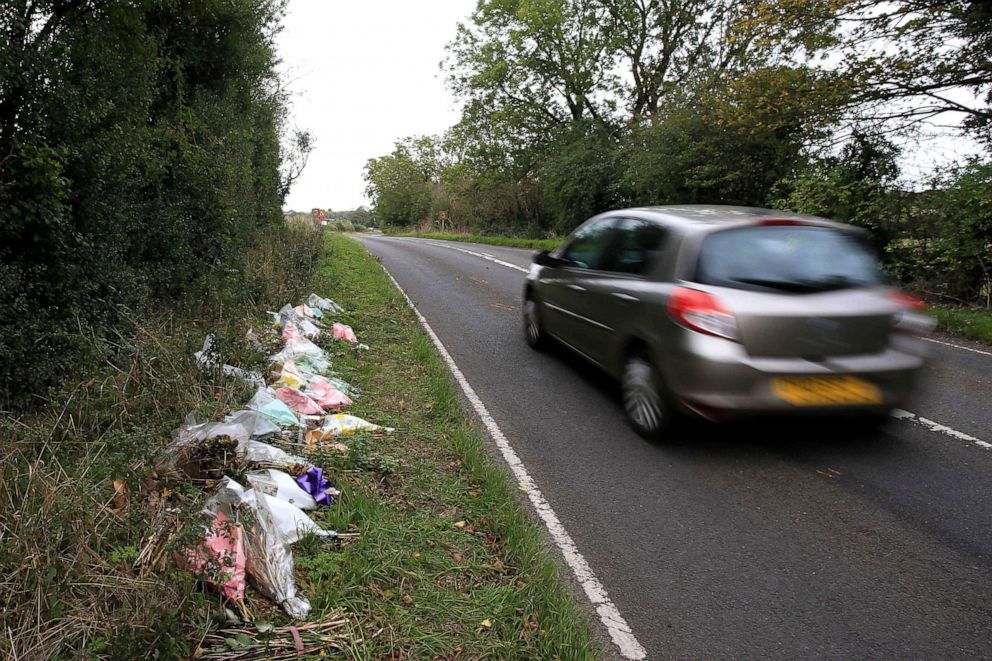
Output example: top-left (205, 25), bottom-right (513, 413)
top-left (537, 121), bottom-right (625, 232)
top-left (0, 0), bottom-right (294, 404)
top-left (363, 144), bottom-right (433, 228)
top-left (433, 0), bottom-right (852, 233)
top-left (350, 206), bottom-right (373, 227)
top-left (446, 0), bottom-right (617, 143)
top-left (623, 64), bottom-right (847, 206)
top-left (758, 0), bottom-right (992, 143)
top-left (596, 0), bottom-right (837, 120)
top-left (888, 159), bottom-right (992, 305)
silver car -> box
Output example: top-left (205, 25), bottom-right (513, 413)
top-left (522, 205), bottom-right (934, 438)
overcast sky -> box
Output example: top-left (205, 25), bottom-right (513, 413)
top-left (276, 0), bottom-right (474, 212)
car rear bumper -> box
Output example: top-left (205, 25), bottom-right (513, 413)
top-left (658, 332), bottom-right (928, 419)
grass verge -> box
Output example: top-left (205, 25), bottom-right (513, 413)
top-left (389, 231), bottom-right (561, 252)
top-left (0, 227), bottom-right (597, 659)
top-left (298, 232), bottom-right (597, 659)
top-left (929, 305), bottom-right (992, 344)
top-left (0, 223), bottom-right (321, 659)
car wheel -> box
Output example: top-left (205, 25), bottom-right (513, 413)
top-left (523, 295), bottom-right (547, 350)
top-left (621, 353), bottom-right (671, 439)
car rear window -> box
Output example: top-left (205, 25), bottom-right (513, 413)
top-left (693, 225), bottom-right (885, 293)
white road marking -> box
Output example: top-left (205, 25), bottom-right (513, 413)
top-left (891, 409), bottom-right (991, 449)
top-left (921, 336), bottom-right (992, 357)
top-left (413, 239), bottom-right (530, 273)
top-left (378, 261), bottom-right (648, 660)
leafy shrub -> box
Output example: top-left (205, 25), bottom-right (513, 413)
top-left (0, 0), bottom-right (292, 408)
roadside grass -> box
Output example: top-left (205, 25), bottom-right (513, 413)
top-left (0, 224), bottom-right (321, 659)
top-left (929, 305), bottom-right (992, 344)
top-left (0, 225), bottom-right (598, 659)
top-left (297, 233), bottom-right (598, 659)
top-left (389, 231), bottom-right (561, 252)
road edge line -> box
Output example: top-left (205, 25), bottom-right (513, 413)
top-left (891, 409), bottom-right (991, 449)
top-left (920, 336), bottom-right (992, 357)
top-left (378, 262), bottom-right (648, 660)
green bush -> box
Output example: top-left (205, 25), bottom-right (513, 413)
top-left (537, 122), bottom-right (625, 234)
top-left (774, 140), bottom-right (992, 306)
top-left (885, 160), bottom-right (992, 305)
top-left (0, 0), bottom-right (291, 408)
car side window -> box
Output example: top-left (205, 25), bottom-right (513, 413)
top-left (559, 217), bottom-right (616, 270)
top-left (601, 218), bottom-right (668, 275)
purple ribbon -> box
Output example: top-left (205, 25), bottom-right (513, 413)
top-left (295, 466), bottom-right (336, 506)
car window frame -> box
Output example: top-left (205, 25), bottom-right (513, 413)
top-left (553, 216), bottom-right (619, 271)
top-left (597, 216), bottom-right (670, 278)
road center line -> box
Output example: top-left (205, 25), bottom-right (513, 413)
top-left (413, 239), bottom-right (530, 273)
top-left (377, 258), bottom-right (648, 660)
top-left (891, 409), bottom-right (991, 450)
top-left (920, 336), bottom-right (992, 357)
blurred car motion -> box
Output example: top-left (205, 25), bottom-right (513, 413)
top-left (522, 205), bottom-right (935, 438)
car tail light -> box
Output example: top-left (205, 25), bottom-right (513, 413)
top-left (668, 287), bottom-right (738, 341)
top-left (888, 290), bottom-right (935, 335)
top-left (888, 290), bottom-right (926, 311)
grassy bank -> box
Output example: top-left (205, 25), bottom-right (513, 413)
top-left (930, 305), bottom-right (992, 344)
top-left (0, 224), bottom-right (322, 658)
top-left (0, 227), bottom-right (598, 659)
top-left (390, 231), bottom-right (561, 252)
top-left (298, 233), bottom-right (597, 659)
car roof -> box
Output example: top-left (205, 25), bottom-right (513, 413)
top-left (604, 204), bottom-right (855, 233)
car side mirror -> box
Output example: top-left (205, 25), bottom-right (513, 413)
top-left (534, 249), bottom-right (566, 267)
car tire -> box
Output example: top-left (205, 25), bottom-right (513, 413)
top-left (621, 352), bottom-right (672, 440)
top-left (847, 411), bottom-right (892, 433)
top-left (523, 294), bottom-right (547, 350)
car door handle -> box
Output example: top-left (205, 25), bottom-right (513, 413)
top-left (611, 292), bottom-right (639, 302)
top-left (567, 284), bottom-right (586, 292)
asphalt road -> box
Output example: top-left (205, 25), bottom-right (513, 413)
top-left (357, 235), bottom-right (992, 660)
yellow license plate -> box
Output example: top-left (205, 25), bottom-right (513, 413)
top-left (771, 376), bottom-right (882, 406)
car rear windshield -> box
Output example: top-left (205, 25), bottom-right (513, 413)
top-left (693, 225), bottom-right (885, 293)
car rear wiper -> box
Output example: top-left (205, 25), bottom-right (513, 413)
top-left (796, 275), bottom-right (867, 291)
top-left (729, 277), bottom-right (823, 293)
